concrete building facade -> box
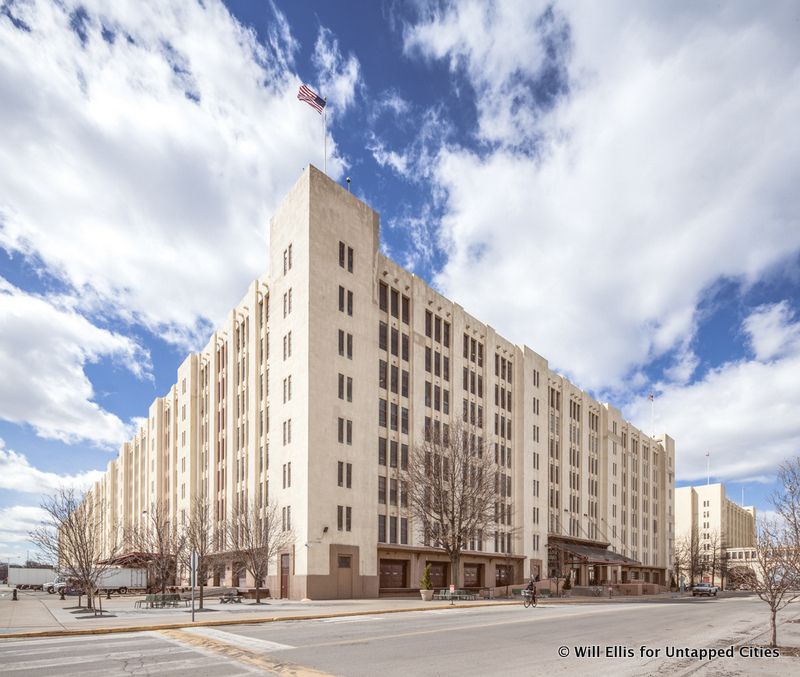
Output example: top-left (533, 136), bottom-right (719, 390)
top-left (88, 166), bottom-right (676, 598)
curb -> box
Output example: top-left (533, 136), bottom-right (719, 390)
top-left (0, 600), bottom-right (519, 640)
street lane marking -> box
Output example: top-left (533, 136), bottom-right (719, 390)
top-left (319, 616), bottom-right (378, 623)
top-left (161, 628), bottom-right (333, 676)
top-left (181, 626), bottom-right (294, 652)
top-left (0, 646), bottom-right (193, 672)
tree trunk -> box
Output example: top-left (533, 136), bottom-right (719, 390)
top-left (199, 582), bottom-right (204, 610)
top-left (449, 553), bottom-right (460, 588)
top-left (255, 583), bottom-right (261, 604)
top-left (771, 608), bottom-right (778, 648)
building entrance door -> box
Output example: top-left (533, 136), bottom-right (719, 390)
top-left (280, 554), bottom-right (290, 598)
top-left (337, 555), bottom-right (353, 598)
top-left (427, 562), bottom-right (448, 588)
top-left (379, 559), bottom-right (407, 589)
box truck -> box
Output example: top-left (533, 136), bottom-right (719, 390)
top-left (45, 567), bottom-right (147, 595)
top-left (8, 567), bottom-right (56, 589)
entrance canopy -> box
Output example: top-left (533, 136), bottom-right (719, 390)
top-left (558, 542), bottom-right (640, 566)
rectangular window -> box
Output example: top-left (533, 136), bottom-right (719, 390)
top-left (339, 285), bottom-right (345, 312)
top-left (390, 515), bottom-right (398, 543)
top-left (425, 311), bottom-right (433, 338)
top-left (379, 399), bottom-right (387, 428)
top-left (401, 517), bottom-right (408, 544)
top-left (379, 360), bottom-right (387, 389)
top-left (339, 241), bottom-right (346, 268)
top-left (347, 290), bottom-right (353, 316)
top-left (390, 289), bottom-right (399, 319)
top-left (378, 476), bottom-right (386, 503)
top-left (347, 333), bottom-right (353, 359)
top-left (390, 402), bottom-right (398, 431)
top-left (379, 437), bottom-right (387, 465)
top-left (338, 505), bottom-right (344, 531)
top-left (390, 478), bottom-right (398, 506)
top-left (379, 282), bottom-right (388, 311)
top-left (391, 327), bottom-right (399, 356)
top-left (346, 506), bottom-right (351, 531)
top-left (338, 417), bottom-right (345, 443)
top-left (434, 316), bottom-right (441, 343)
top-left (379, 322), bottom-right (388, 350)
top-left (347, 246), bottom-right (353, 273)
top-left (443, 322), bottom-right (450, 347)
top-left (402, 296), bottom-right (410, 324)
top-left (443, 356), bottom-right (450, 381)
top-left (338, 373), bottom-right (345, 400)
top-left (401, 370), bottom-right (409, 398)
top-left (425, 346), bottom-right (432, 372)
top-left (346, 462), bottom-right (352, 488)
top-left (378, 515), bottom-right (386, 543)
top-left (390, 365), bottom-right (399, 394)
top-left (338, 461), bottom-right (344, 487)
top-left (401, 334), bottom-right (409, 361)
top-left (390, 440), bottom-right (398, 468)
top-left (401, 444), bottom-right (408, 470)
top-left (338, 329), bottom-right (345, 356)
top-left (347, 377), bottom-right (352, 402)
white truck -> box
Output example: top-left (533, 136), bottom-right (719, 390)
top-left (8, 567), bottom-right (56, 590)
top-left (46, 568), bottom-right (147, 595)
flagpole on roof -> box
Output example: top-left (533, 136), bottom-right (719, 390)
top-left (323, 99), bottom-right (327, 175)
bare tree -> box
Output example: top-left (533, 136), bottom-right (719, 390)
top-left (30, 488), bottom-right (120, 614)
top-left (774, 458), bottom-right (800, 552)
top-left (226, 499), bottom-right (294, 603)
top-left (179, 495), bottom-right (215, 609)
top-left (705, 529), bottom-right (724, 587)
top-left (752, 518), bottom-right (800, 648)
top-left (125, 500), bottom-right (186, 594)
top-left (407, 421), bottom-right (496, 588)
top-left (674, 532), bottom-right (702, 588)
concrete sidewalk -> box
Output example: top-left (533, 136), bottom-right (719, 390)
top-left (0, 586), bottom-right (703, 639)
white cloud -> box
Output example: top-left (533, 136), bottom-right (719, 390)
top-left (0, 504), bottom-right (50, 564)
top-left (627, 304), bottom-right (800, 483)
top-left (312, 26), bottom-right (361, 116)
top-left (744, 301), bottom-right (800, 362)
top-left (402, 1), bottom-right (800, 392)
top-left (0, 439), bottom-right (104, 493)
top-left (0, 0), bottom-right (348, 348)
top-left (0, 278), bottom-right (147, 445)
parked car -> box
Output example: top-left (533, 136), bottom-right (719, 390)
top-left (692, 582), bottom-right (719, 597)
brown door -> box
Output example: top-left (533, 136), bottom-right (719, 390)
top-left (428, 562), bottom-right (447, 588)
top-left (280, 554), bottom-right (290, 598)
top-left (379, 559), bottom-right (407, 589)
top-left (463, 564), bottom-right (481, 588)
top-left (337, 555), bottom-right (353, 598)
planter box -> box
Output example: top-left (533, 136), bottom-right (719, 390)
top-left (420, 589), bottom-right (434, 601)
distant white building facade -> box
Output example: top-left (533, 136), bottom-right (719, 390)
top-left (89, 166), bottom-right (676, 598)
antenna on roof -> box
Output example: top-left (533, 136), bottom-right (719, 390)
top-left (346, 177), bottom-right (351, 192)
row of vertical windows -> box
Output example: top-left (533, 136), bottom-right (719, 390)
top-left (338, 241), bottom-right (354, 272)
top-left (424, 310), bottom-right (451, 346)
top-left (495, 354), bottom-right (513, 382)
top-left (282, 244), bottom-right (292, 275)
top-left (337, 461), bottom-right (352, 488)
top-left (377, 515), bottom-right (408, 544)
top-left (338, 330), bottom-right (353, 358)
top-left (462, 367), bottom-right (482, 396)
top-left (337, 505), bottom-right (352, 531)
top-left (282, 462), bottom-right (291, 488)
top-left (338, 417), bottom-right (353, 444)
top-left (281, 505), bottom-right (291, 531)
top-left (283, 289), bottom-right (292, 317)
top-left (283, 332), bottom-right (292, 360)
top-left (338, 286), bottom-right (354, 316)
top-left (425, 347), bottom-right (449, 379)
top-left (337, 374), bottom-right (353, 401)
top-left (462, 399), bottom-right (484, 428)
top-left (378, 360), bottom-right (409, 397)
top-left (424, 381), bottom-right (450, 413)
top-left (378, 322), bottom-right (410, 360)
top-left (463, 334), bottom-right (483, 366)
top-left (378, 399), bottom-right (409, 433)
top-left (378, 437), bottom-right (408, 468)
top-left (378, 476), bottom-right (408, 506)
top-left (495, 384), bottom-right (512, 411)
top-left (378, 283), bottom-right (410, 323)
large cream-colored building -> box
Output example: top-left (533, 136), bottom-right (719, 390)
top-left (89, 166), bottom-right (676, 598)
top-left (675, 483), bottom-right (756, 551)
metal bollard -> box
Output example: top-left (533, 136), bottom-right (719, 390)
top-left (12, 588), bottom-right (18, 601)
top-left (59, 589), bottom-right (65, 600)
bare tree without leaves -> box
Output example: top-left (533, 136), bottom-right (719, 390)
top-left (125, 500), bottom-right (186, 594)
top-left (226, 498), bottom-right (294, 603)
top-left (407, 421), bottom-right (496, 588)
top-left (179, 494), bottom-right (215, 609)
top-left (30, 488), bottom-right (120, 614)
top-left (674, 531), bottom-right (702, 587)
top-left (752, 517), bottom-right (800, 648)
top-left (774, 457), bottom-right (800, 553)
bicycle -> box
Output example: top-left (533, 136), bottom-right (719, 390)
top-left (522, 589), bottom-right (537, 608)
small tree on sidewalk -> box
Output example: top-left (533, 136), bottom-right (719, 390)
top-left (407, 421), bottom-right (496, 588)
top-left (30, 488), bottom-right (120, 614)
top-left (179, 494), bottom-right (215, 609)
top-left (125, 500), bottom-right (186, 594)
top-left (752, 517), bottom-right (800, 648)
top-left (226, 498), bottom-right (294, 603)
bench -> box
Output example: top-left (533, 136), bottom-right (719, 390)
top-left (433, 589), bottom-right (477, 601)
top-left (219, 590), bottom-right (243, 604)
top-left (135, 593), bottom-right (183, 609)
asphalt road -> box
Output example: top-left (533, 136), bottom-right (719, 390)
top-left (0, 596), bottom-right (795, 676)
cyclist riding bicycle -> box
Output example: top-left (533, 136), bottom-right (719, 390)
top-left (524, 577), bottom-right (537, 607)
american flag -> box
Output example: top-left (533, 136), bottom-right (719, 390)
top-left (648, 393), bottom-right (654, 401)
top-left (297, 84), bottom-right (326, 113)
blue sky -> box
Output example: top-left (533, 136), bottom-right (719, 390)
top-left (1, 0), bottom-right (799, 562)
